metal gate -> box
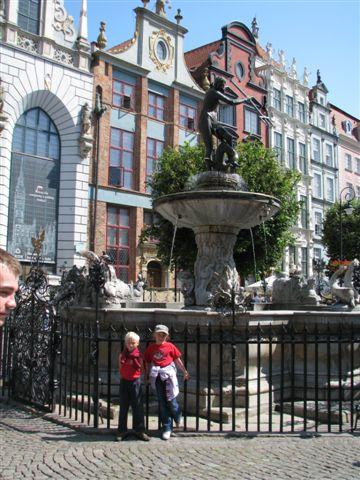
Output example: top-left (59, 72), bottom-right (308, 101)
top-left (2, 264), bottom-right (59, 411)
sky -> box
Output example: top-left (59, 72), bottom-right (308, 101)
top-left (66, 0), bottom-right (360, 118)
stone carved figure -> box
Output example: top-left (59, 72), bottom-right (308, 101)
top-left (330, 259), bottom-right (359, 308)
top-left (155, 0), bottom-right (170, 16)
top-left (278, 50), bottom-right (285, 69)
top-left (290, 58), bottom-right (297, 79)
top-left (198, 77), bottom-right (251, 172)
top-left (65, 250), bottom-right (146, 307)
top-left (178, 271), bottom-right (195, 306)
top-left (200, 67), bottom-right (211, 91)
top-left (265, 42), bottom-right (273, 61)
top-left (272, 271), bottom-right (320, 306)
top-left (303, 67), bottom-right (309, 86)
top-left (81, 103), bottom-right (92, 136)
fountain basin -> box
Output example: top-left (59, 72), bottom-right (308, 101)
top-left (154, 190), bottom-right (280, 230)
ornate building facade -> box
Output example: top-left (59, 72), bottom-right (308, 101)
top-left (90, 2), bottom-right (203, 286)
top-left (0, 0), bottom-right (93, 274)
top-left (185, 19), bottom-right (269, 146)
top-left (255, 41), bottom-right (313, 275)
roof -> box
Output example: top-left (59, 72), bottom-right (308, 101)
top-left (184, 40), bottom-right (222, 69)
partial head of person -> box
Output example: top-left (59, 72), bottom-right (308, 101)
top-left (213, 77), bottom-right (226, 92)
top-left (0, 249), bottom-right (21, 327)
top-left (124, 331), bottom-right (140, 352)
top-left (153, 324), bottom-right (169, 344)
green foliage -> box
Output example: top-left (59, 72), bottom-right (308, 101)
top-left (322, 200), bottom-right (360, 261)
top-left (145, 141), bottom-right (301, 279)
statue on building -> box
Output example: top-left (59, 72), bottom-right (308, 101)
top-left (303, 67), bottom-right (309, 86)
top-left (290, 58), bottom-right (297, 79)
top-left (79, 103), bottom-right (93, 158)
top-left (198, 76), bottom-right (252, 171)
top-left (278, 49), bottom-right (285, 69)
top-left (265, 42), bottom-right (273, 61)
top-left (200, 67), bottom-right (211, 91)
top-left (155, 0), bottom-right (170, 16)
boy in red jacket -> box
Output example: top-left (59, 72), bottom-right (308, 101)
top-left (118, 332), bottom-right (150, 441)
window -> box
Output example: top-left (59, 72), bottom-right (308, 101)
top-left (287, 137), bottom-right (295, 169)
top-left (301, 247), bottom-right (308, 276)
top-left (300, 195), bottom-right (308, 228)
top-left (18, 0), bottom-right (40, 34)
top-left (298, 102), bottom-right (305, 123)
top-left (148, 92), bottom-right (165, 121)
top-left (235, 62), bottom-right (245, 81)
top-left (112, 79), bottom-right (135, 110)
top-left (180, 103), bottom-right (197, 130)
top-left (143, 210), bottom-right (160, 243)
top-left (314, 212), bottom-right (323, 236)
top-left (289, 245), bottom-right (297, 268)
top-left (313, 247), bottom-right (322, 260)
top-left (273, 88), bottom-right (281, 110)
top-left (274, 132), bottom-right (283, 164)
top-left (313, 172), bottom-right (322, 198)
top-left (319, 113), bottom-right (326, 129)
top-left (244, 108), bottom-right (260, 135)
top-left (285, 95), bottom-right (294, 117)
top-left (355, 158), bottom-right (360, 174)
top-left (312, 138), bottom-right (320, 162)
top-left (8, 108), bottom-right (60, 266)
top-left (156, 41), bottom-right (168, 61)
top-left (109, 128), bottom-right (134, 189)
top-left (106, 206), bottom-right (131, 282)
top-left (299, 142), bottom-right (306, 173)
top-left (319, 96), bottom-right (325, 106)
top-left (218, 105), bottom-right (236, 127)
top-left (345, 153), bottom-right (352, 171)
top-left (326, 177), bottom-right (334, 202)
top-left (325, 144), bottom-right (333, 167)
top-left (147, 261), bottom-right (162, 287)
top-left (146, 138), bottom-right (164, 192)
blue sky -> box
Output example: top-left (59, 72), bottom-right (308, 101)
top-left (67, 0), bottom-right (360, 118)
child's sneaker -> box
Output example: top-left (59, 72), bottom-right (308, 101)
top-left (175, 417), bottom-right (183, 429)
top-left (162, 430), bottom-right (171, 440)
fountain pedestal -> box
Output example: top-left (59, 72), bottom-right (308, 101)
top-left (154, 172), bottom-right (280, 306)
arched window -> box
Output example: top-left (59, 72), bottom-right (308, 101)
top-left (7, 108), bottom-right (60, 270)
top-left (147, 261), bottom-right (162, 288)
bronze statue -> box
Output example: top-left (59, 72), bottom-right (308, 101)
top-left (198, 77), bottom-right (252, 172)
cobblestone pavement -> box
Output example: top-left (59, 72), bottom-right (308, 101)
top-left (1, 403), bottom-right (360, 480)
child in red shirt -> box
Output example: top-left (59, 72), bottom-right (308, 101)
top-left (144, 324), bottom-right (189, 440)
top-left (118, 332), bottom-right (150, 441)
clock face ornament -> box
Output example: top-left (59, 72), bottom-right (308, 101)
top-left (149, 29), bottom-right (174, 72)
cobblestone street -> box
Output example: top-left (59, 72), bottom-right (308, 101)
top-left (1, 402), bottom-right (360, 480)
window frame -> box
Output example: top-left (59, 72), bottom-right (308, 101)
top-left (345, 153), bottom-right (352, 171)
top-left (273, 88), bottom-right (281, 110)
top-left (285, 95), bottom-right (294, 117)
top-left (108, 127), bottom-right (135, 189)
top-left (313, 172), bottom-right (323, 199)
top-left (148, 91), bottom-right (165, 121)
top-left (179, 102), bottom-right (197, 131)
top-left (106, 206), bottom-right (131, 282)
top-left (244, 108), bottom-right (260, 136)
top-left (146, 137), bottom-right (164, 193)
top-left (112, 79), bottom-right (135, 110)
top-left (18, 0), bottom-right (40, 35)
top-left (287, 137), bottom-right (295, 170)
top-left (298, 142), bottom-right (307, 174)
top-left (298, 101), bottom-right (305, 123)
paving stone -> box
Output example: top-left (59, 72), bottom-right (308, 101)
top-left (1, 402), bottom-right (360, 479)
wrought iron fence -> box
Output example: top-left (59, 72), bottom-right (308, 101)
top-left (2, 316), bottom-right (360, 434)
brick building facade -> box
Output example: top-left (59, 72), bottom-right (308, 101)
top-left (90, 3), bottom-right (203, 286)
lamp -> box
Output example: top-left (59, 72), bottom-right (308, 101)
top-left (339, 186), bottom-right (355, 261)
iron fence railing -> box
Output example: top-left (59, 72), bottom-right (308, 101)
top-left (3, 317), bottom-right (360, 434)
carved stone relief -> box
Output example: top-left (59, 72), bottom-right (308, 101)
top-left (53, 0), bottom-right (75, 42)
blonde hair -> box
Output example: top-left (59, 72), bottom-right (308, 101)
top-left (124, 331), bottom-right (140, 343)
top-left (0, 249), bottom-right (21, 277)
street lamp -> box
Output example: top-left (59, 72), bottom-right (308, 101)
top-left (339, 186), bottom-right (355, 261)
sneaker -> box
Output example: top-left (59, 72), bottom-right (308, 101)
top-left (162, 430), bottom-right (171, 441)
top-left (136, 432), bottom-right (151, 442)
top-left (175, 417), bottom-right (183, 429)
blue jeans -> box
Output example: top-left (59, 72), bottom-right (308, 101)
top-left (155, 376), bottom-right (182, 433)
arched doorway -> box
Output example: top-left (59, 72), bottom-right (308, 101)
top-left (7, 108), bottom-right (60, 272)
top-left (147, 261), bottom-right (162, 288)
